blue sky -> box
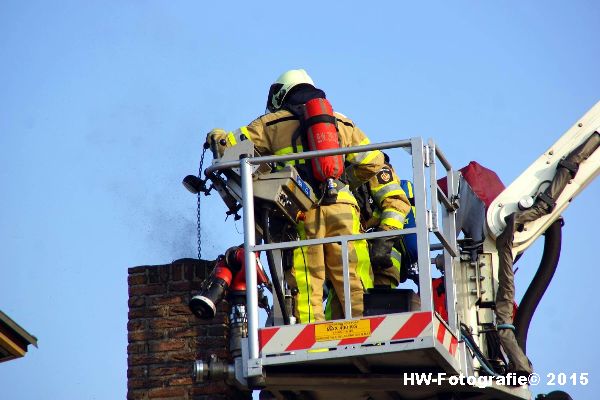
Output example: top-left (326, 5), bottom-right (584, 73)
top-left (0, 1), bottom-right (598, 398)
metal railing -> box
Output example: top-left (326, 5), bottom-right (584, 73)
top-left (206, 137), bottom-right (459, 371)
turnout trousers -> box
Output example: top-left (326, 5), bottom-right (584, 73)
top-left (294, 202), bottom-right (370, 322)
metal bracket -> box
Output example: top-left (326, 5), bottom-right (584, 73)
top-left (424, 144), bottom-right (431, 167)
top-left (246, 357), bottom-right (264, 378)
top-left (427, 210), bottom-right (434, 231)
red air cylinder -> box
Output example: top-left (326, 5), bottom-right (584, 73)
top-left (303, 98), bottom-right (344, 182)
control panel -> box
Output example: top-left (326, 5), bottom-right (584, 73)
top-left (254, 167), bottom-right (317, 223)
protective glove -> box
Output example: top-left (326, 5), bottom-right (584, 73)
top-left (206, 128), bottom-right (229, 158)
top-left (369, 230), bottom-right (395, 270)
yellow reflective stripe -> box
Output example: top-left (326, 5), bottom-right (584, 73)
top-left (226, 132), bottom-right (237, 146)
top-left (382, 208), bottom-right (406, 219)
top-left (371, 180), bottom-right (405, 204)
top-left (378, 189), bottom-right (406, 201)
top-left (390, 248), bottom-right (402, 288)
top-left (355, 239), bottom-right (373, 289)
top-left (336, 188), bottom-right (358, 206)
top-left (293, 247), bottom-right (312, 322)
top-left (293, 221), bottom-right (313, 323)
top-left (391, 248), bottom-right (402, 271)
top-left (371, 182), bottom-right (394, 194)
top-left (372, 211), bottom-right (406, 228)
top-left (381, 218), bottom-right (404, 229)
top-left (346, 138), bottom-right (370, 162)
top-left (381, 208), bottom-right (406, 229)
top-left (228, 126), bottom-right (251, 147)
top-left (358, 149), bottom-right (381, 165)
top-left (406, 181), bottom-right (414, 198)
top-left (324, 290), bottom-right (333, 320)
top-left (274, 146), bottom-right (306, 165)
top-left (274, 145), bottom-right (300, 155)
top-left (352, 207), bottom-right (373, 290)
top-left (352, 204), bottom-right (361, 232)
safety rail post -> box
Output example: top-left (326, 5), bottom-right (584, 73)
top-left (341, 240), bottom-right (352, 319)
top-left (240, 157), bottom-right (260, 365)
top-left (411, 137), bottom-right (433, 312)
top-left (428, 144), bottom-right (439, 232)
top-left (429, 139), bottom-right (459, 334)
top-left (443, 172), bottom-right (459, 334)
top-left (428, 139), bottom-right (458, 258)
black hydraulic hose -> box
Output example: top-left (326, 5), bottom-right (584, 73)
top-left (514, 218), bottom-right (562, 354)
top-left (261, 207), bottom-right (291, 325)
top-left (460, 323), bottom-right (499, 376)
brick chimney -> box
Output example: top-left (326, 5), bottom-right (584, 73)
top-left (127, 258), bottom-right (251, 400)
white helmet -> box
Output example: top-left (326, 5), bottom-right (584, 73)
top-left (266, 69), bottom-right (315, 112)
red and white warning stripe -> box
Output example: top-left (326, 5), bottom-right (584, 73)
top-left (259, 311), bottom-right (435, 355)
top-left (434, 318), bottom-right (459, 357)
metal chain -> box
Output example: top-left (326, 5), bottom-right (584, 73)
top-left (197, 147), bottom-right (207, 259)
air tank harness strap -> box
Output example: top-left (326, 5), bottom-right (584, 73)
top-left (304, 114), bottom-right (337, 126)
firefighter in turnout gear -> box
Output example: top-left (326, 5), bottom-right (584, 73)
top-left (364, 158), bottom-right (411, 287)
top-left (325, 157), bottom-right (411, 320)
top-left (206, 69), bottom-right (384, 322)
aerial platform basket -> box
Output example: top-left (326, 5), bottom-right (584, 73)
top-left (202, 137), bottom-right (535, 400)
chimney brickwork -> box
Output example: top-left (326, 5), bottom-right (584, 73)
top-left (127, 258), bottom-right (251, 400)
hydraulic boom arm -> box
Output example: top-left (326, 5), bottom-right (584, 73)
top-left (487, 101), bottom-right (600, 255)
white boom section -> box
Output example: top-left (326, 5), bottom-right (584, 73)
top-left (487, 101), bottom-right (600, 254)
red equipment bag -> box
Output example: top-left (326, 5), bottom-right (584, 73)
top-left (438, 161), bottom-right (505, 210)
top-left (303, 98), bottom-right (344, 182)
